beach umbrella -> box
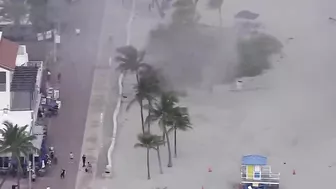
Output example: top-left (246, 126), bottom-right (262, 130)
top-left (235, 10), bottom-right (259, 20)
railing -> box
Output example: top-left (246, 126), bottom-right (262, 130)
top-left (241, 165), bottom-right (272, 173)
top-left (23, 61), bottom-right (43, 135)
top-left (24, 61), bottom-right (43, 68)
top-left (241, 173), bottom-right (280, 184)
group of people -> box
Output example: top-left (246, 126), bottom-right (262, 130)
top-left (81, 154), bottom-right (92, 173)
top-left (48, 147), bottom-right (58, 165)
top-left (59, 153), bottom-right (92, 179)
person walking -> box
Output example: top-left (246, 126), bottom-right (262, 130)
top-left (82, 154), bottom-right (86, 167)
top-left (60, 169), bottom-right (66, 179)
top-left (57, 73), bottom-right (61, 83)
top-left (46, 69), bottom-right (51, 81)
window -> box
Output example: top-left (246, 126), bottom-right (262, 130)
top-left (0, 72), bottom-right (6, 91)
top-left (0, 157), bottom-right (3, 168)
top-left (3, 157), bottom-right (9, 168)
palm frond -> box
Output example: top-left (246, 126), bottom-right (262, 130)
top-left (116, 45), bottom-right (137, 57)
top-left (0, 121), bottom-right (37, 158)
top-left (138, 63), bottom-right (152, 73)
top-left (134, 143), bottom-right (147, 148)
top-left (115, 56), bottom-right (129, 64)
top-left (115, 45), bottom-right (151, 74)
top-left (170, 106), bottom-right (192, 131)
top-left (2, 120), bottom-right (13, 127)
top-left (135, 132), bottom-right (165, 149)
top-left (137, 50), bottom-right (146, 63)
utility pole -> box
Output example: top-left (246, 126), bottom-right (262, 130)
top-left (53, 34), bottom-right (57, 63)
top-left (32, 152), bottom-right (35, 176)
top-left (53, 21), bottom-right (61, 63)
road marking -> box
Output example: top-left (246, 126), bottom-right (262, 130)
top-left (100, 113), bottom-right (104, 124)
top-left (108, 57), bottom-right (112, 67)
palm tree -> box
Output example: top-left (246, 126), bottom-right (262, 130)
top-left (0, 0), bottom-right (28, 25)
top-left (27, 0), bottom-right (49, 32)
top-left (168, 107), bottom-right (192, 158)
top-left (134, 132), bottom-right (165, 179)
top-left (147, 92), bottom-right (178, 167)
top-left (0, 121), bottom-right (38, 189)
top-left (115, 45), bottom-right (151, 83)
top-left (127, 68), bottom-right (161, 133)
top-left (140, 68), bottom-right (162, 133)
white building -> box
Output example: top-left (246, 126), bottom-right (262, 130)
top-left (0, 32), bottom-right (43, 133)
top-left (0, 33), bottom-right (43, 168)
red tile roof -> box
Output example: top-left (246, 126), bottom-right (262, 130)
top-left (0, 38), bottom-right (19, 71)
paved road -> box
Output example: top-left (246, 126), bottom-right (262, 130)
top-left (33, 0), bottom-right (119, 188)
top-left (30, 0), bottom-right (159, 188)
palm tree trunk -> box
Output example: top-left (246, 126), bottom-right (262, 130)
top-left (156, 146), bottom-right (163, 174)
top-left (163, 126), bottom-right (173, 167)
top-left (146, 147), bottom-right (151, 179)
top-left (16, 156), bottom-right (22, 189)
top-left (136, 73), bottom-right (140, 83)
top-left (162, 131), bottom-right (166, 146)
top-left (147, 101), bottom-right (151, 133)
top-left (174, 128), bottom-right (177, 158)
top-left (140, 100), bottom-right (145, 133)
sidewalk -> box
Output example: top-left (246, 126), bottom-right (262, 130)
top-left (74, 0), bottom-right (161, 189)
top-left (1, 178), bottom-right (28, 189)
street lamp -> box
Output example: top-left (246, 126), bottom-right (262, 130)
top-left (53, 21), bottom-right (61, 63)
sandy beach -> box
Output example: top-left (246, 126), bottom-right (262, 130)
top-left (106, 0), bottom-right (336, 188)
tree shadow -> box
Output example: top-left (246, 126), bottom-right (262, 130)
top-left (235, 32), bottom-right (283, 78)
top-left (146, 2), bottom-right (282, 91)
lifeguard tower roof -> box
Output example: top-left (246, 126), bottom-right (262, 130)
top-left (242, 155), bottom-right (267, 165)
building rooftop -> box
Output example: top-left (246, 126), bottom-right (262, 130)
top-left (0, 35), bottom-right (19, 71)
top-left (10, 66), bottom-right (37, 92)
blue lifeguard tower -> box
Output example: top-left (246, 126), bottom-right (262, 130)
top-left (240, 155), bottom-right (280, 189)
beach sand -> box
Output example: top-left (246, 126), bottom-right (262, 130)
top-left (107, 0), bottom-right (336, 188)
